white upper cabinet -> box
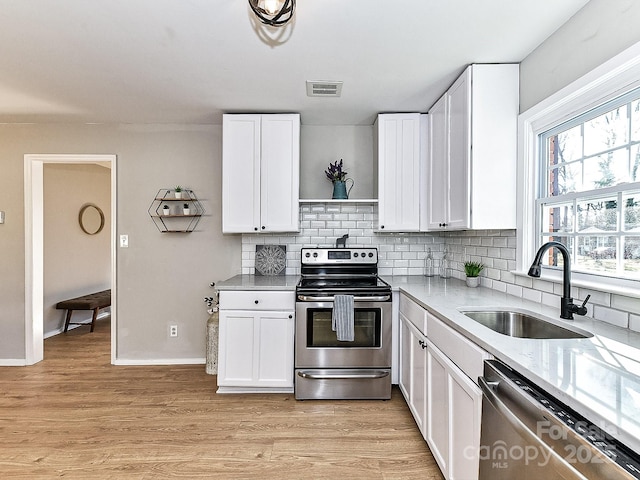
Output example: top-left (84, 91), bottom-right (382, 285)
top-left (222, 114), bottom-right (300, 233)
top-left (376, 113), bottom-right (422, 232)
top-left (427, 64), bottom-right (519, 230)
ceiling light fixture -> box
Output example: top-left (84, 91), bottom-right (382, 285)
top-left (248, 0), bottom-right (295, 27)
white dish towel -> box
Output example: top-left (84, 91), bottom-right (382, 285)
top-left (332, 294), bottom-right (355, 342)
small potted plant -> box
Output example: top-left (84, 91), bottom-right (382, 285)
top-left (183, 203), bottom-right (191, 215)
top-left (162, 204), bottom-right (171, 216)
top-left (174, 185), bottom-right (183, 199)
top-left (464, 261), bottom-right (484, 288)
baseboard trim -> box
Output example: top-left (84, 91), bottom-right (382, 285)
top-left (0, 359), bottom-right (28, 366)
top-left (216, 386), bottom-right (294, 394)
top-left (113, 358), bottom-right (206, 366)
top-left (44, 311), bottom-right (111, 339)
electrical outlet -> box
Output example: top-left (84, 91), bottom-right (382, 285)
top-left (169, 325), bottom-right (178, 337)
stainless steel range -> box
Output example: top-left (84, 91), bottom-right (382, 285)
top-left (295, 247), bottom-right (392, 400)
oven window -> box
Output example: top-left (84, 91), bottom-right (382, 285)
top-left (306, 308), bottom-right (381, 347)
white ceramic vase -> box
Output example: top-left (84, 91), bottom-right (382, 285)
top-left (466, 276), bottom-right (480, 288)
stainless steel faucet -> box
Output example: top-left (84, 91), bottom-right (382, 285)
top-left (528, 241), bottom-right (590, 320)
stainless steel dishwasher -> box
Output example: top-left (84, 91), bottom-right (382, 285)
top-left (479, 359), bottom-right (640, 479)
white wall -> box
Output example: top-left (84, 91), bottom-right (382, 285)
top-left (44, 163), bottom-right (111, 336)
top-left (520, 0), bottom-right (640, 111)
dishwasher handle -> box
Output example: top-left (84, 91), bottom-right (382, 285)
top-left (479, 376), bottom-right (588, 479)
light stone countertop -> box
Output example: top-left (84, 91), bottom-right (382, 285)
top-left (383, 275), bottom-right (640, 453)
top-left (216, 274), bottom-right (300, 291)
top-left (216, 273), bottom-right (640, 452)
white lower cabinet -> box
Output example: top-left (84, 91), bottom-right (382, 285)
top-left (398, 293), bottom-right (486, 480)
top-left (399, 311), bottom-right (428, 437)
top-left (427, 340), bottom-right (482, 480)
top-left (217, 290), bottom-right (295, 393)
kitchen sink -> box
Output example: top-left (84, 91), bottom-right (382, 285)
top-left (460, 309), bottom-right (593, 339)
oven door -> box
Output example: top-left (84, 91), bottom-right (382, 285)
top-left (295, 299), bottom-right (392, 369)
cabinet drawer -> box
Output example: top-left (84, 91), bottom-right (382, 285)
top-left (427, 312), bottom-right (490, 383)
top-left (399, 293), bottom-right (427, 335)
top-left (220, 290), bottom-right (295, 311)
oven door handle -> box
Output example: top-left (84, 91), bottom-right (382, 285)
top-left (297, 295), bottom-right (391, 302)
top-left (297, 370), bottom-right (390, 380)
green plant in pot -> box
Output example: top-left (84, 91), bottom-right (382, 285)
top-left (464, 261), bottom-right (484, 288)
top-left (162, 204), bottom-right (171, 216)
top-left (183, 203), bottom-right (190, 215)
top-left (174, 185), bottom-right (183, 199)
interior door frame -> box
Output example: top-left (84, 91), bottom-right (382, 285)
top-left (24, 154), bottom-right (117, 365)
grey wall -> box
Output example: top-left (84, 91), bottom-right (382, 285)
top-left (0, 123), bottom-right (241, 362)
top-left (44, 163), bottom-right (111, 336)
top-left (300, 125), bottom-right (375, 200)
top-left (520, 0), bottom-right (640, 111)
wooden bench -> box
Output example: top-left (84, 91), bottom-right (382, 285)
top-left (56, 289), bottom-right (111, 332)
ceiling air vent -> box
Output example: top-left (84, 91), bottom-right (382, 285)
top-left (306, 81), bottom-right (343, 97)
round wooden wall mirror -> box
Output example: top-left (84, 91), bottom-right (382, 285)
top-left (79, 203), bottom-right (105, 235)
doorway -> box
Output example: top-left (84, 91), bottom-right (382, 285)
top-left (24, 154), bottom-right (117, 365)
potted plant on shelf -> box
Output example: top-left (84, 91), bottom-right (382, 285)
top-left (183, 203), bottom-right (191, 215)
top-left (325, 159), bottom-right (354, 199)
top-left (162, 204), bottom-right (171, 216)
top-left (464, 261), bottom-right (485, 288)
top-left (174, 185), bottom-right (183, 199)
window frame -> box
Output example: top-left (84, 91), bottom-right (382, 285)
top-left (518, 41), bottom-right (640, 293)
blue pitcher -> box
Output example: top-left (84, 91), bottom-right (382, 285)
top-left (332, 178), bottom-right (354, 199)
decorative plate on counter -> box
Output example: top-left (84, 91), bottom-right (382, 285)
top-left (255, 245), bottom-right (287, 276)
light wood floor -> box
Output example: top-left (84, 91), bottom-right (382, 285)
top-left (0, 317), bottom-right (444, 479)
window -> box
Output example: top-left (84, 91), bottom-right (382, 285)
top-left (537, 90), bottom-right (640, 280)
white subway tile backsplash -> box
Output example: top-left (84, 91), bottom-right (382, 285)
top-left (522, 288), bottom-right (542, 304)
top-left (240, 204), bottom-right (637, 332)
top-left (611, 294), bottom-right (640, 315)
top-left (506, 284), bottom-right (523, 298)
top-left (541, 292), bottom-right (558, 308)
top-left (593, 305), bottom-right (629, 328)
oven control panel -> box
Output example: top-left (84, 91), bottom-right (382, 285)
top-left (301, 248), bottom-right (378, 264)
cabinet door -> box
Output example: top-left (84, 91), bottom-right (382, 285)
top-left (260, 114), bottom-right (300, 232)
top-left (449, 368), bottom-right (481, 480)
top-left (398, 312), bottom-right (412, 401)
top-left (222, 115), bottom-right (262, 233)
top-left (255, 312), bottom-right (295, 387)
top-left (377, 113), bottom-right (421, 232)
top-left (217, 311), bottom-right (257, 385)
top-left (410, 323), bottom-right (428, 437)
top-left (427, 342), bottom-right (450, 477)
top-left (399, 312), bottom-right (428, 437)
top-left (427, 95), bottom-right (448, 230)
top-left (218, 310), bottom-right (294, 389)
top-left (446, 68), bottom-right (471, 229)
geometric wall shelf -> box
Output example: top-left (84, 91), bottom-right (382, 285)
top-left (148, 188), bottom-right (204, 233)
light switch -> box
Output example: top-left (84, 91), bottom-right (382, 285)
top-left (119, 234), bottom-right (129, 248)
top-left (0, 211), bottom-right (4, 224)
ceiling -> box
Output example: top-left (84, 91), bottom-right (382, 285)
top-left (0, 0), bottom-right (590, 126)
